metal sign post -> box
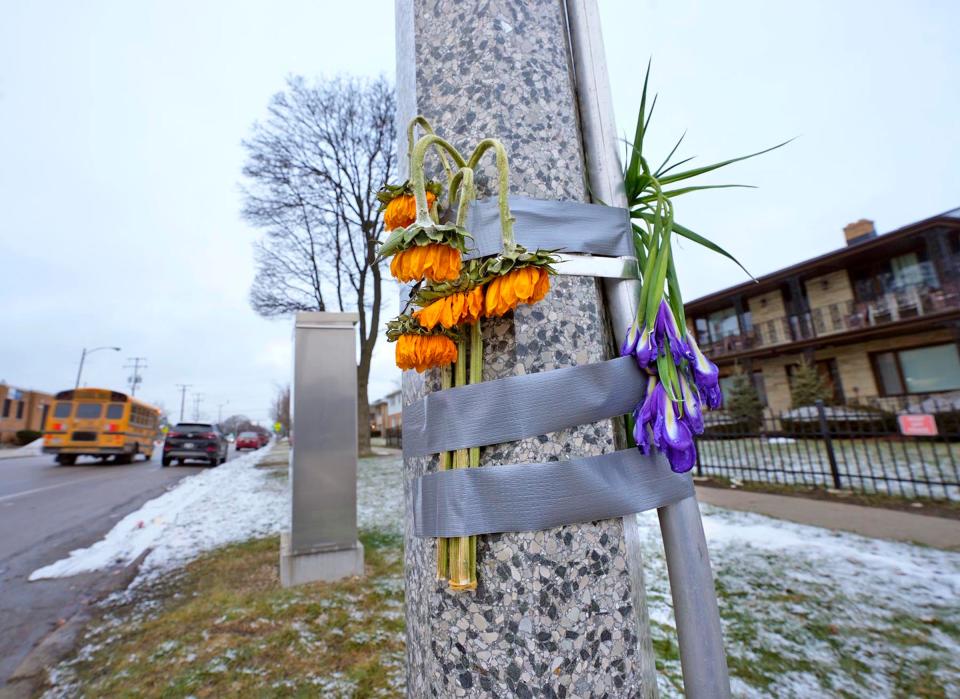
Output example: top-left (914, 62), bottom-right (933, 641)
top-left (280, 311), bottom-right (364, 587)
top-left (567, 2), bottom-right (732, 695)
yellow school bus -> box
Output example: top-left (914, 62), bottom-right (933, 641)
top-left (42, 388), bottom-right (160, 465)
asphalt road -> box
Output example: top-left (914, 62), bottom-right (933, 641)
top-left (0, 446), bottom-right (237, 685)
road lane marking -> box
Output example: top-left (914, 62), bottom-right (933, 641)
top-left (0, 477), bottom-right (111, 504)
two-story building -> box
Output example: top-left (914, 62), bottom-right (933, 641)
top-left (0, 383), bottom-right (55, 444)
top-left (685, 207), bottom-right (960, 413)
top-left (370, 389), bottom-right (403, 434)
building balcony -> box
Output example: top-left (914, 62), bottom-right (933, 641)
top-left (699, 280), bottom-right (960, 359)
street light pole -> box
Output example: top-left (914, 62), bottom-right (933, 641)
top-left (74, 346), bottom-right (121, 389)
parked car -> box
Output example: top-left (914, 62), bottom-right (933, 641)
top-left (236, 431), bottom-right (260, 451)
top-left (162, 422), bottom-right (228, 467)
top-left (257, 432), bottom-right (271, 447)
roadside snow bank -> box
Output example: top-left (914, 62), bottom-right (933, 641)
top-left (30, 446), bottom-right (287, 582)
top-left (0, 438), bottom-right (43, 460)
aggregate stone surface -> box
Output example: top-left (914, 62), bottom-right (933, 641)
top-left (397, 1), bottom-right (647, 695)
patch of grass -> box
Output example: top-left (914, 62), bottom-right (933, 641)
top-left (47, 530), bottom-right (406, 698)
top-left (696, 474), bottom-right (960, 519)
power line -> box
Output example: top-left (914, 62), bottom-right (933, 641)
top-left (124, 357), bottom-right (147, 396)
top-left (175, 384), bottom-right (191, 421)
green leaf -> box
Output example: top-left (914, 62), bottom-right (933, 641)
top-left (635, 212), bottom-right (756, 282)
top-left (659, 138), bottom-right (793, 186)
top-left (631, 183), bottom-right (756, 207)
top-left (655, 130), bottom-right (686, 177)
top-left (627, 59), bottom-right (653, 181)
top-left (656, 155), bottom-right (696, 179)
top-left (666, 256), bottom-right (686, 332)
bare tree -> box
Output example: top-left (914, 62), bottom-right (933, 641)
top-left (221, 414), bottom-right (255, 436)
top-left (242, 75), bottom-right (395, 455)
top-left (270, 383), bottom-right (291, 436)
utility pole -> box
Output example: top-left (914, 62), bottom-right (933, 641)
top-left (192, 393), bottom-right (204, 422)
top-left (124, 357), bottom-right (147, 396)
top-left (175, 384), bottom-right (191, 422)
top-left (217, 400), bottom-right (229, 424)
top-left (74, 346), bottom-right (121, 389)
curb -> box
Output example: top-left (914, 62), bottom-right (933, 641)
top-left (0, 550), bottom-right (150, 699)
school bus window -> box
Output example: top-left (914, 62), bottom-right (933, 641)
top-left (106, 404), bottom-right (124, 420)
top-left (54, 402), bottom-right (71, 418)
top-left (76, 404), bottom-right (102, 419)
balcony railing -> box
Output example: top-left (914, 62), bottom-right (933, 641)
top-left (698, 281), bottom-right (960, 358)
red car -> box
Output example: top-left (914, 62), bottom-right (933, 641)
top-left (236, 431), bottom-right (261, 451)
top-left (258, 432), bottom-right (271, 447)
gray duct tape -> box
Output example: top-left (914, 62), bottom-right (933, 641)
top-left (402, 355), bottom-right (644, 458)
top-left (463, 196), bottom-right (634, 259)
top-left (413, 449), bottom-right (693, 538)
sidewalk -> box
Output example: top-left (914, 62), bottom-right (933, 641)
top-left (696, 485), bottom-right (960, 550)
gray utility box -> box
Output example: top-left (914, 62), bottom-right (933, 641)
top-left (281, 311), bottom-right (363, 587)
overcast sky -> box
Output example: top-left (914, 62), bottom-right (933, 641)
top-left (1, 1), bottom-right (957, 423)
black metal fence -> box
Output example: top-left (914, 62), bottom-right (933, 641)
top-left (698, 399), bottom-right (960, 501)
top-left (384, 427), bottom-right (403, 450)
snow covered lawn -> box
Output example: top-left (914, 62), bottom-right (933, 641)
top-left (639, 506), bottom-right (960, 697)
top-left (41, 449), bottom-right (960, 697)
top-left (30, 444), bottom-right (287, 583)
top-left (698, 437), bottom-right (960, 501)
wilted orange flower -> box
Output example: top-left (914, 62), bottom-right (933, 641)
top-left (484, 266), bottom-right (550, 317)
top-left (390, 243), bottom-right (461, 283)
top-left (414, 286), bottom-right (485, 330)
top-left (384, 191), bottom-right (437, 231)
top-left (395, 333), bottom-right (458, 372)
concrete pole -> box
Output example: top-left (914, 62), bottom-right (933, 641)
top-left (397, 2), bottom-right (654, 695)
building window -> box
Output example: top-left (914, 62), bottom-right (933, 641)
top-left (16, 401), bottom-right (24, 419)
top-left (2, 399), bottom-right (10, 418)
top-left (873, 343), bottom-right (960, 395)
top-left (697, 306), bottom-right (741, 346)
top-left (718, 371), bottom-right (767, 408)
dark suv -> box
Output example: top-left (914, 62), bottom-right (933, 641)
top-left (162, 422), bottom-right (229, 467)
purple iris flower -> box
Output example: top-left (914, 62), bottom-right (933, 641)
top-left (686, 334), bottom-right (722, 410)
top-left (621, 323), bottom-right (640, 357)
top-left (632, 378), bottom-right (697, 472)
top-left (632, 376), bottom-right (659, 454)
top-left (650, 383), bottom-right (697, 473)
top-left (622, 323), bottom-right (658, 370)
top-left (678, 371), bottom-right (704, 435)
top-left (654, 300), bottom-right (692, 366)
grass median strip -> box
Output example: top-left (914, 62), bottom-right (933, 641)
top-left (45, 530), bottom-right (406, 698)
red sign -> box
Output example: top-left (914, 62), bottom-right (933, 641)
top-left (898, 414), bottom-right (938, 437)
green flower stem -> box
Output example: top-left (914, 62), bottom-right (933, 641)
top-left (406, 116), bottom-right (453, 182)
top-left (410, 135), bottom-right (467, 225)
top-left (450, 167), bottom-right (476, 228)
top-left (450, 335), bottom-right (473, 590)
top-left (436, 364), bottom-right (452, 580)
top-left (466, 138), bottom-right (515, 250)
top-left (466, 319), bottom-right (483, 585)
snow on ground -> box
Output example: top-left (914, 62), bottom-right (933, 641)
top-left (40, 448), bottom-right (960, 696)
top-left (637, 505), bottom-right (960, 697)
top-left (698, 437), bottom-right (960, 501)
top-left (30, 445), bottom-right (287, 583)
top-left (0, 437), bottom-right (43, 459)
top-left (358, 455), bottom-right (960, 697)
top-left (357, 452), bottom-right (405, 534)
